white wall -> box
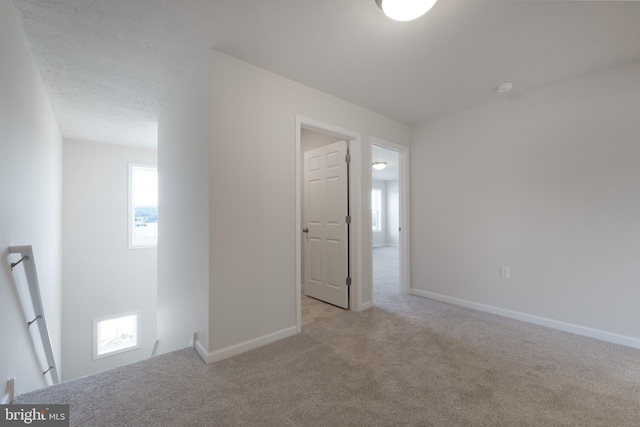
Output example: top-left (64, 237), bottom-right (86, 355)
top-left (157, 54), bottom-right (210, 356)
top-left (410, 61), bottom-right (640, 347)
top-left (386, 180), bottom-right (400, 246)
top-left (0, 1), bottom-right (63, 395)
top-left (207, 50), bottom-right (409, 357)
top-left (372, 180), bottom-right (387, 247)
top-left (61, 140), bottom-right (157, 380)
top-left (301, 129), bottom-right (344, 152)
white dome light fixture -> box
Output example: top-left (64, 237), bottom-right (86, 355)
top-left (372, 162), bottom-right (388, 170)
top-left (375, 0), bottom-right (438, 22)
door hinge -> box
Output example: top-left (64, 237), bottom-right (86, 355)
top-left (345, 154), bottom-right (351, 163)
top-left (346, 215), bottom-right (351, 224)
top-left (346, 277), bottom-right (352, 286)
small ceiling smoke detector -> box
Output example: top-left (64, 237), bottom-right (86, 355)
top-left (497, 82), bottom-right (513, 94)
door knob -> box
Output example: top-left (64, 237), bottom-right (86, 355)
top-left (303, 228), bottom-right (309, 233)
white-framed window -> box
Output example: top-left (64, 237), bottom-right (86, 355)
top-left (93, 312), bottom-right (140, 359)
top-left (129, 163), bottom-right (158, 248)
top-left (372, 189), bottom-right (382, 232)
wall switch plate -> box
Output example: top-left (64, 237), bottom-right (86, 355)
top-left (500, 266), bottom-right (510, 279)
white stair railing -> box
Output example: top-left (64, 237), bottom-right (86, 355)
top-left (9, 245), bottom-right (60, 385)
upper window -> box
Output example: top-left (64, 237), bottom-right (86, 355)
top-left (372, 189), bottom-right (382, 232)
top-left (129, 164), bottom-right (158, 248)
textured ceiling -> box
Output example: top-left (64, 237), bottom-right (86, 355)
top-left (11, 0), bottom-right (640, 148)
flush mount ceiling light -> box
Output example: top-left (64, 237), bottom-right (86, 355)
top-left (372, 162), bottom-right (388, 170)
top-left (375, 0), bottom-right (438, 21)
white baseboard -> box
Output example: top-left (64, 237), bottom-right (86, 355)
top-left (1, 378), bottom-right (15, 404)
top-left (410, 288), bottom-right (640, 350)
top-left (194, 339), bottom-right (208, 363)
top-left (358, 300), bottom-right (373, 311)
top-left (200, 326), bottom-right (298, 364)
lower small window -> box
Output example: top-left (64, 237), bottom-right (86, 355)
top-left (93, 312), bottom-right (140, 359)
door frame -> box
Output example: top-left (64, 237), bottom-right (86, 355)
top-left (296, 115), bottom-right (363, 331)
top-left (370, 137), bottom-right (411, 295)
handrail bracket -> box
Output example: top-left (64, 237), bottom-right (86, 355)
top-left (10, 255), bottom-right (29, 271)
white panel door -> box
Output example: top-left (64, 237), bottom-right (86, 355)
top-left (304, 140), bottom-right (349, 309)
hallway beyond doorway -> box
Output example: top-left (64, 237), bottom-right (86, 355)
top-left (373, 246), bottom-right (400, 294)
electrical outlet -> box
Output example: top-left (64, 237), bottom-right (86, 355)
top-left (500, 266), bottom-right (510, 279)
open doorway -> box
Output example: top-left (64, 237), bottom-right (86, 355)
top-left (296, 117), bottom-right (364, 330)
top-left (372, 144), bottom-right (400, 295)
top-left (300, 129), bottom-right (349, 325)
top-left (371, 139), bottom-right (410, 302)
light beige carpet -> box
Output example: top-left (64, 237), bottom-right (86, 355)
top-left (15, 248), bottom-right (640, 426)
